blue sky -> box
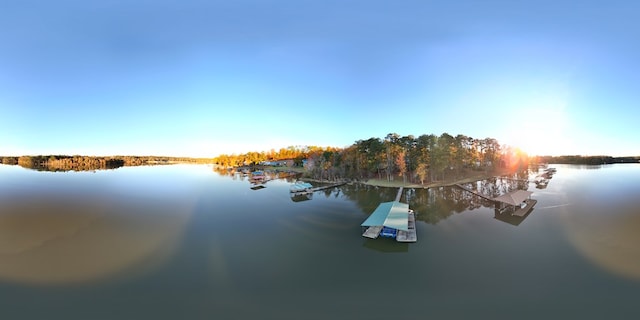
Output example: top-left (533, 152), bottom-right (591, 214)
top-left (1, 0), bottom-right (639, 157)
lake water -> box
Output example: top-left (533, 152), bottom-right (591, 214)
top-left (0, 163), bottom-right (639, 319)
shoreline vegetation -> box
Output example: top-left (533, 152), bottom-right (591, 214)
top-left (213, 132), bottom-right (640, 189)
top-left (2, 131), bottom-right (637, 177)
top-left (537, 155), bottom-right (640, 165)
top-left (216, 132), bottom-right (526, 188)
top-left (0, 155), bottom-right (214, 172)
top-left (253, 165), bottom-right (518, 189)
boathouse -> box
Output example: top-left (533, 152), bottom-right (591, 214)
top-left (361, 201), bottom-right (416, 242)
top-left (493, 190), bottom-right (536, 217)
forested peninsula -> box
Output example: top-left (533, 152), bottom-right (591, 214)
top-left (214, 132), bottom-right (530, 185)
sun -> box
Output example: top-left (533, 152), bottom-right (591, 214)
top-left (502, 101), bottom-right (571, 156)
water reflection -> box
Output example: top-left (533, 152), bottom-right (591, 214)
top-left (0, 195), bottom-right (193, 285)
top-left (250, 182), bottom-right (267, 190)
top-left (0, 166), bottom-right (196, 286)
top-left (557, 164), bottom-right (640, 280)
top-left (362, 239), bottom-right (408, 253)
top-left (213, 164), bottom-right (640, 283)
top-left (337, 171), bottom-right (533, 225)
top-left (213, 166), bottom-right (300, 190)
top-left (218, 167), bottom-right (539, 227)
top-left (493, 209), bottom-right (533, 226)
top-left (564, 212), bottom-right (640, 281)
top-left (290, 193), bottom-right (313, 202)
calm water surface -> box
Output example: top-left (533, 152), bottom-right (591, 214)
top-left (0, 164), bottom-right (639, 319)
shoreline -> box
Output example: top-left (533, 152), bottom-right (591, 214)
top-left (301, 167), bottom-right (521, 189)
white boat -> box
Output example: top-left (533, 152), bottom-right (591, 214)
top-left (290, 181), bottom-right (313, 193)
top-left (534, 175), bottom-right (548, 186)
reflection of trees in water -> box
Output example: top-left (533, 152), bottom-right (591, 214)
top-left (338, 183), bottom-right (474, 224)
top-left (17, 157), bottom-right (125, 172)
top-left (13, 155), bottom-right (213, 172)
top-left (336, 184), bottom-right (399, 216)
top-left (320, 186), bottom-right (341, 199)
top-left (411, 171), bottom-right (530, 224)
top-left (340, 170), bottom-right (532, 225)
top-left (213, 168), bottom-right (301, 183)
top-left (214, 168), bottom-right (532, 226)
top-left (474, 176), bottom-right (528, 199)
top-left (406, 187), bottom-right (493, 224)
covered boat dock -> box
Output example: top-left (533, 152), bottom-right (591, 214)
top-left (494, 190), bottom-right (537, 217)
top-left (360, 201), bottom-right (416, 242)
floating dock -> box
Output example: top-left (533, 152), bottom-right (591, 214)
top-left (396, 211), bottom-right (417, 242)
top-left (362, 226), bottom-right (383, 239)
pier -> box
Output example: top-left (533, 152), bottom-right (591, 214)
top-left (454, 184), bottom-right (496, 202)
top-left (309, 182), bottom-right (346, 192)
top-left (395, 187), bottom-right (404, 202)
top-left (291, 181), bottom-right (346, 194)
top-left (498, 177), bottom-right (529, 183)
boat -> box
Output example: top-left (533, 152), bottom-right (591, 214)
top-left (534, 175), bottom-right (549, 187)
top-left (542, 167), bottom-right (556, 178)
top-left (290, 181), bottom-right (313, 193)
top-left (250, 170), bottom-right (266, 181)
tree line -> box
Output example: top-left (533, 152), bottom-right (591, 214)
top-left (1, 155), bottom-right (215, 172)
top-left (214, 132), bottom-right (530, 184)
top-left (212, 146), bottom-right (339, 168)
top-left (536, 155), bottom-right (640, 165)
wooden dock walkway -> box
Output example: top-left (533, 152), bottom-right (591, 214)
top-left (395, 187), bottom-right (404, 202)
top-left (308, 182), bottom-right (346, 192)
top-left (454, 184), bottom-right (496, 202)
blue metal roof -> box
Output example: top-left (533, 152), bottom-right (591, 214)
top-left (360, 201), bottom-right (409, 232)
